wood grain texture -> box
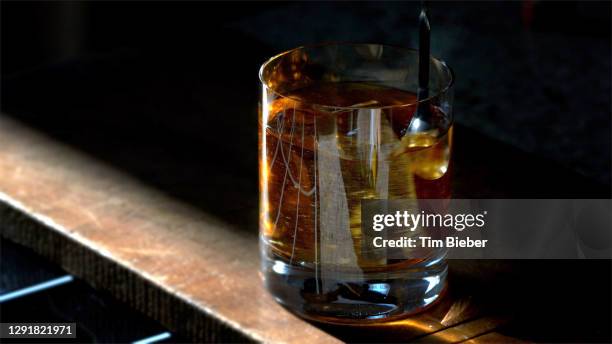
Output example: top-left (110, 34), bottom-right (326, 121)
top-left (0, 114), bottom-right (522, 343)
top-left (2, 113), bottom-right (610, 343)
top-left (0, 115), bottom-right (341, 343)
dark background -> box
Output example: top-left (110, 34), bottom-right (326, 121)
top-left (2, 1), bottom-right (611, 230)
top-left (2, 1), bottom-right (610, 187)
top-left (1, 1), bottom-right (611, 343)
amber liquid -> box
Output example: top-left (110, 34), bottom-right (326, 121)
top-left (260, 82), bottom-right (451, 322)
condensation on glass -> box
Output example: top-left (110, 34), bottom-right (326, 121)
top-left (259, 43), bottom-right (454, 323)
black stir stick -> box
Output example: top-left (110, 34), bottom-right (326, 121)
top-left (418, 0), bottom-right (430, 105)
top-left (406, 0), bottom-right (432, 135)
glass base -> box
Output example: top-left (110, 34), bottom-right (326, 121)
top-left (261, 255), bottom-right (448, 324)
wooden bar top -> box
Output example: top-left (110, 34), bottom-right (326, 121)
top-left (2, 112), bottom-right (610, 343)
top-left (0, 115), bottom-right (341, 343)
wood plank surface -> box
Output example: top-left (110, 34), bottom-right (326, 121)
top-left (0, 114), bottom-right (527, 343)
top-left (0, 114), bottom-right (498, 343)
top-left (1, 112), bottom-right (610, 343)
top-left (0, 115), bottom-right (341, 343)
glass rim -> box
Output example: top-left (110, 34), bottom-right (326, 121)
top-left (258, 42), bottom-right (455, 110)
